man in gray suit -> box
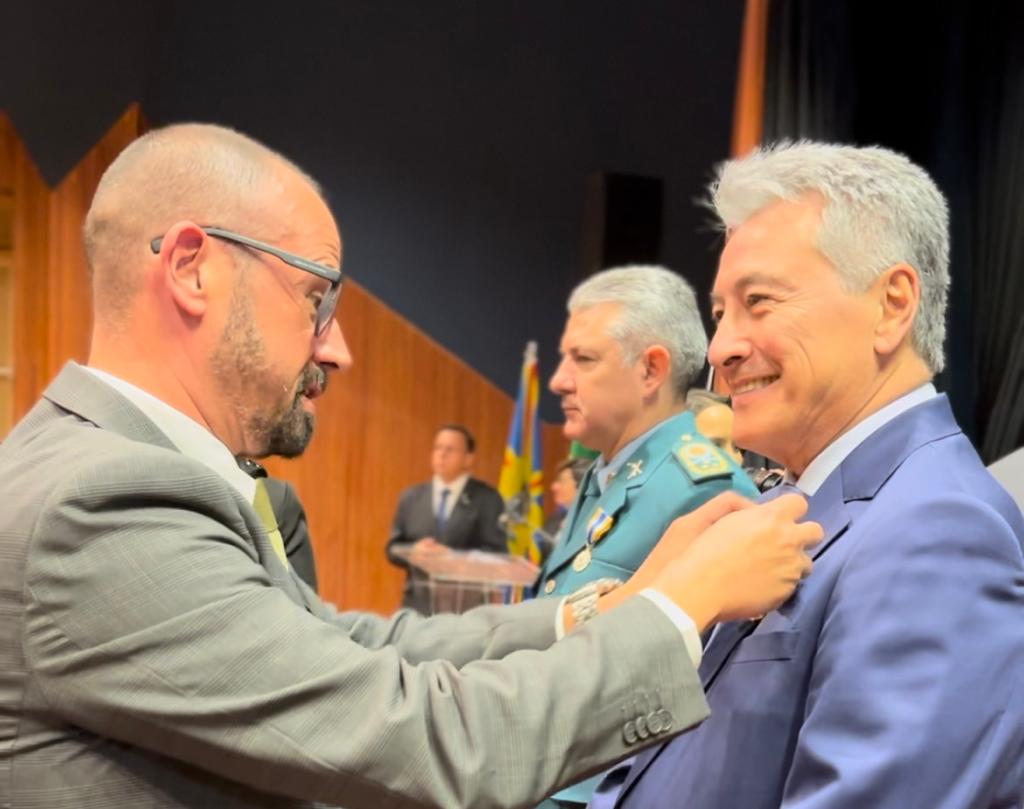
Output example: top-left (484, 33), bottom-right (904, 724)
top-left (0, 123), bottom-right (820, 808)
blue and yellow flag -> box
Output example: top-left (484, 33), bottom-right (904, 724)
top-left (499, 341), bottom-right (544, 563)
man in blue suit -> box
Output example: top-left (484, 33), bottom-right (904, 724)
top-left (537, 265), bottom-right (758, 808)
top-left (594, 143), bottom-right (1024, 808)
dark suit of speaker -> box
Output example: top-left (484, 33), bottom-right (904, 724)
top-left (387, 478), bottom-right (507, 611)
top-left (264, 478), bottom-right (318, 593)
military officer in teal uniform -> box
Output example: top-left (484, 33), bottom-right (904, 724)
top-left (537, 265), bottom-right (757, 809)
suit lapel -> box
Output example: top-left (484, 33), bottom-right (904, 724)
top-left (616, 396), bottom-right (962, 807)
top-left (541, 416), bottom-right (685, 580)
top-left (45, 363), bottom-right (312, 609)
top-left (617, 476), bottom-right (854, 803)
top-left (542, 466), bottom-right (600, 574)
top-left (44, 362), bottom-right (177, 451)
top-left (409, 484), bottom-right (435, 536)
top-left (698, 476), bottom-right (851, 685)
top-left (543, 467), bottom-right (636, 578)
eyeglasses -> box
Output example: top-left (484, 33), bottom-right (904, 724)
top-left (150, 225), bottom-right (343, 337)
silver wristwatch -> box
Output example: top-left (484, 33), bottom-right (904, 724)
top-left (566, 577), bottom-right (624, 626)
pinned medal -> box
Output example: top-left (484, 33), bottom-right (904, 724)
top-left (626, 459), bottom-right (644, 479)
top-left (570, 507), bottom-right (614, 573)
top-left (573, 547), bottom-right (592, 572)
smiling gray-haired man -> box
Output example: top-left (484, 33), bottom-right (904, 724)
top-left (594, 141), bottom-right (1024, 809)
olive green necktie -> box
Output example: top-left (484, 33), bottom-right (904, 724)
top-left (252, 478), bottom-right (290, 569)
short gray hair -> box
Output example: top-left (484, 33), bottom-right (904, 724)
top-left (709, 141), bottom-right (950, 372)
top-left (568, 265), bottom-right (707, 397)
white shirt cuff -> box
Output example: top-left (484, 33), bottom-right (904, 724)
top-left (638, 588), bottom-right (703, 667)
top-left (554, 597), bottom-right (568, 640)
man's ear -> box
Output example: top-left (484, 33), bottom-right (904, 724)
top-left (157, 222), bottom-right (211, 317)
top-left (873, 263), bottom-right (920, 357)
top-left (640, 345), bottom-right (672, 395)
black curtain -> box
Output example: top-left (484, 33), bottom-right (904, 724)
top-left (761, 0), bottom-right (1024, 461)
top-left (971, 2), bottom-right (1024, 461)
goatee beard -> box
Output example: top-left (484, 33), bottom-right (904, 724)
top-left (262, 364), bottom-right (327, 458)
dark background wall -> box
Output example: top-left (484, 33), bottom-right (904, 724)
top-left (1, 0), bottom-right (745, 420)
top-left (761, 0), bottom-right (1024, 458)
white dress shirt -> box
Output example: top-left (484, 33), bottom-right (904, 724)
top-left (792, 383), bottom-right (938, 495)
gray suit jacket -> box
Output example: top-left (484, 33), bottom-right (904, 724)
top-left (0, 363), bottom-right (709, 809)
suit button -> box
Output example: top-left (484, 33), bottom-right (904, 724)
top-left (658, 709), bottom-right (673, 732)
top-left (646, 712), bottom-right (663, 735)
top-left (634, 714), bottom-right (650, 740)
top-left (622, 720), bottom-right (639, 745)
top-left (544, 579), bottom-right (556, 594)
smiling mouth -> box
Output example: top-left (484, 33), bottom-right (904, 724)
top-left (732, 375), bottom-right (779, 395)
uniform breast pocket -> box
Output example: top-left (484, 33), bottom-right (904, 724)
top-left (583, 556), bottom-right (635, 580)
top-left (730, 630), bottom-right (800, 663)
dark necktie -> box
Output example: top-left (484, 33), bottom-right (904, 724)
top-left (436, 488), bottom-right (451, 537)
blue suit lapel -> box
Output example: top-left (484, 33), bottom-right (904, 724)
top-left (696, 478), bottom-right (851, 690)
top-left (615, 475), bottom-right (853, 805)
top-left (670, 399), bottom-right (956, 715)
top-left (615, 395), bottom-right (961, 807)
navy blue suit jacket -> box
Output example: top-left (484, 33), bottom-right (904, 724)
top-left (615, 395), bottom-right (1024, 808)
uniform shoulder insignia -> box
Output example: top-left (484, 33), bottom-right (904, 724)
top-left (673, 433), bottom-right (732, 482)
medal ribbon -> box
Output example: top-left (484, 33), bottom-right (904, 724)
top-left (586, 507), bottom-right (614, 547)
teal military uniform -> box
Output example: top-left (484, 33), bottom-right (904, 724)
top-left (535, 409), bottom-right (758, 808)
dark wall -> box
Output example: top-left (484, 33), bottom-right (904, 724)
top-left (2, 0), bottom-right (744, 419)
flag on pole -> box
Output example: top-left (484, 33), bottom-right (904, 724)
top-left (499, 341), bottom-right (544, 563)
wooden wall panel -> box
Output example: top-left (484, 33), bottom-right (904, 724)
top-left (11, 131), bottom-right (51, 419)
top-left (46, 106), bottom-right (145, 382)
top-left (7, 105), bottom-right (569, 616)
top-left (10, 105), bottom-right (145, 420)
top-left (0, 114), bottom-right (15, 436)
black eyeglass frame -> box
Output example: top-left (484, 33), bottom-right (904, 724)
top-left (149, 225), bottom-right (343, 336)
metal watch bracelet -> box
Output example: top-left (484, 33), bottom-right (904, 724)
top-left (566, 577), bottom-right (624, 627)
